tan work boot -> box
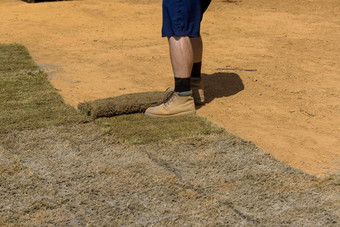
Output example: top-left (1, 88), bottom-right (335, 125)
top-left (166, 78), bottom-right (205, 105)
top-left (145, 91), bottom-right (196, 117)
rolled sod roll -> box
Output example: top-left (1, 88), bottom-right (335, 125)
top-left (78, 91), bottom-right (167, 118)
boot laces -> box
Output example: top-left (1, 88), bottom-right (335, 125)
top-left (162, 91), bottom-right (176, 107)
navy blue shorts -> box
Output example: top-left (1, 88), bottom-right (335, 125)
top-left (162, 0), bottom-right (212, 37)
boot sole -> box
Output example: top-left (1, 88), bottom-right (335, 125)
top-left (145, 110), bottom-right (196, 117)
top-left (192, 88), bottom-right (205, 105)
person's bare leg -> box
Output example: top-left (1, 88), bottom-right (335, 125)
top-left (190, 36), bottom-right (203, 64)
top-left (168, 36), bottom-right (193, 79)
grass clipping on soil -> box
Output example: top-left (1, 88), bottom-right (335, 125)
top-left (78, 91), bottom-right (166, 118)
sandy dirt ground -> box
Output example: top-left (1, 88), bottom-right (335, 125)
top-left (0, 0), bottom-right (339, 176)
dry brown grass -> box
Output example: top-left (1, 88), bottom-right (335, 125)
top-left (1, 126), bottom-right (339, 225)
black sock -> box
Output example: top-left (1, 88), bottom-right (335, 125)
top-left (174, 78), bottom-right (191, 92)
top-left (191, 62), bottom-right (202, 78)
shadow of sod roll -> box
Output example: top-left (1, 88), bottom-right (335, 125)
top-left (78, 91), bottom-right (167, 118)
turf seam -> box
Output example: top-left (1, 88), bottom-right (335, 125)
top-left (141, 148), bottom-right (260, 224)
top-left (143, 150), bottom-right (183, 181)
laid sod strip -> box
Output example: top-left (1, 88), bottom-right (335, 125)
top-left (0, 127), bottom-right (339, 225)
top-left (0, 44), bottom-right (39, 75)
top-left (0, 44), bottom-right (88, 134)
top-left (96, 114), bottom-right (224, 144)
top-left (78, 91), bottom-right (166, 118)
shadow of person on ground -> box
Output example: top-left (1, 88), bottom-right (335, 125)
top-left (200, 72), bottom-right (244, 106)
